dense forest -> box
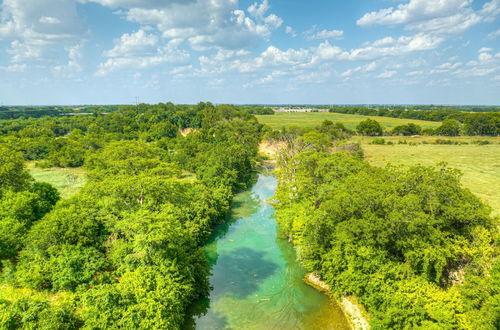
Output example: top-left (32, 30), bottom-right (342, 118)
top-left (0, 102), bottom-right (264, 328)
top-left (271, 123), bottom-right (498, 329)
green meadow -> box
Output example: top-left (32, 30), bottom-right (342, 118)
top-left (256, 112), bottom-right (441, 130)
top-left (27, 162), bottom-right (86, 198)
top-left (353, 136), bottom-right (500, 217)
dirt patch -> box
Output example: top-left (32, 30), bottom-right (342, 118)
top-left (259, 140), bottom-right (286, 159)
top-left (180, 128), bottom-right (196, 136)
top-left (341, 296), bottom-right (370, 330)
top-left (304, 273), bottom-right (370, 330)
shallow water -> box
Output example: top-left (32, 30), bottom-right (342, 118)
top-left (187, 174), bottom-right (349, 330)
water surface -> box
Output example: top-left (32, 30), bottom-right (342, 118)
top-left (188, 174), bottom-right (349, 329)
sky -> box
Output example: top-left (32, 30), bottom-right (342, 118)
top-left (0, 0), bottom-right (499, 105)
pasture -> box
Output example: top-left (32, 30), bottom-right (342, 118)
top-left (27, 162), bottom-right (86, 198)
top-left (256, 112), bottom-right (441, 130)
top-left (353, 136), bottom-right (500, 217)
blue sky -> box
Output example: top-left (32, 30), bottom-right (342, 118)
top-left (0, 0), bottom-right (499, 105)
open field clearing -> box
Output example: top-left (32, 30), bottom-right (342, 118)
top-left (352, 136), bottom-right (500, 217)
top-left (26, 162), bottom-right (86, 198)
top-left (256, 112), bottom-right (441, 130)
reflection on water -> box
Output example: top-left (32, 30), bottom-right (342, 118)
top-left (187, 174), bottom-right (349, 330)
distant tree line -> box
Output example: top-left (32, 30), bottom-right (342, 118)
top-left (330, 106), bottom-right (500, 136)
top-left (354, 117), bottom-right (499, 136)
top-left (237, 106), bottom-right (275, 115)
top-left (0, 105), bottom-right (121, 120)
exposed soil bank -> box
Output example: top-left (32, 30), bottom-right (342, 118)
top-left (304, 273), bottom-right (370, 330)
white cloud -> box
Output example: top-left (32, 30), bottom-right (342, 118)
top-left (451, 48), bottom-right (500, 77)
top-left (407, 70), bottom-right (424, 76)
top-left (104, 29), bottom-right (158, 58)
top-left (340, 33), bottom-right (443, 60)
top-left (39, 16), bottom-right (61, 24)
top-left (487, 29), bottom-right (500, 39)
top-left (3, 63), bottom-right (27, 72)
top-left (285, 26), bottom-right (297, 37)
top-left (305, 29), bottom-right (344, 41)
top-left (53, 43), bottom-right (84, 78)
top-left (248, 0), bottom-right (270, 19)
top-left (377, 70), bottom-right (397, 78)
top-left (357, 0), bottom-right (474, 26)
top-left (103, 0), bottom-right (284, 50)
top-left (0, 0), bottom-right (85, 42)
top-left (96, 31), bottom-right (189, 76)
top-left (356, 0), bottom-right (497, 36)
top-left (0, 0), bottom-right (86, 68)
top-left (341, 61), bottom-right (378, 78)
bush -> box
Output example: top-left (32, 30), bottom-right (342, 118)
top-left (472, 140), bottom-right (492, 145)
top-left (435, 139), bottom-right (459, 145)
top-left (371, 138), bottom-right (386, 145)
top-left (392, 123), bottom-right (422, 136)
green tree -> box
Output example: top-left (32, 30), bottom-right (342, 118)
top-left (356, 119), bottom-right (383, 136)
top-left (0, 146), bottom-right (32, 191)
top-left (436, 119), bottom-right (461, 136)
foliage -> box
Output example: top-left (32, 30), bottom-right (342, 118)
top-left (0, 102), bottom-right (263, 328)
top-left (329, 106), bottom-right (499, 136)
top-left (274, 138), bottom-right (497, 328)
top-left (392, 123), bottom-right (422, 136)
top-left (356, 119), bottom-right (383, 136)
top-left (435, 119), bottom-right (462, 136)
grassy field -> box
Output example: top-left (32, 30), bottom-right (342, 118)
top-left (256, 112), bottom-right (441, 130)
top-left (352, 136), bottom-right (500, 217)
top-left (27, 162), bottom-right (86, 198)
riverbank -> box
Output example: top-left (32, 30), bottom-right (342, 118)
top-left (260, 140), bottom-right (371, 329)
top-left (304, 273), bottom-right (370, 330)
top-left (188, 174), bottom-right (350, 329)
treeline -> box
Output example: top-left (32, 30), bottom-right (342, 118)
top-left (0, 102), bottom-right (264, 328)
top-left (355, 118), bottom-right (499, 136)
top-left (272, 124), bottom-right (498, 328)
top-left (237, 105), bottom-right (275, 115)
top-left (0, 105), bottom-right (121, 120)
top-left (330, 106), bottom-right (500, 136)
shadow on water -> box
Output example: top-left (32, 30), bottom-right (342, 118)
top-left (210, 247), bottom-right (278, 298)
top-left (184, 297), bottom-right (228, 330)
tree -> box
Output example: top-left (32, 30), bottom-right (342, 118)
top-left (392, 123), bottom-right (422, 136)
top-left (356, 119), bottom-right (383, 136)
top-left (435, 119), bottom-right (461, 136)
top-left (0, 146), bottom-right (32, 191)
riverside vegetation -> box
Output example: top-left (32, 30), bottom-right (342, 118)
top-left (269, 121), bottom-right (498, 329)
top-left (0, 103), bottom-right (498, 329)
top-left (0, 103), bottom-right (264, 328)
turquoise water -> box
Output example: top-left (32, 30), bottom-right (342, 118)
top-left (187, 174), bottom-right (349, 329)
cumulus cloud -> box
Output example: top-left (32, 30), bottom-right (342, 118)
top-left (357, 0), bottom-right (498, 35)
top-left (3, 63), bottom-right (27, 72)
top-left (340, 33), bottom-right (443, 61)
top-left (97, 0), bottom-right (284, 50)
top-left (285, 26), bottom-right (297, 37)
top-left (0, 0), bottom-right (85, 41)
top-left (377, 70), bottom-right (397, 78)
top-left (487, 29), bottom-right (500, 39)
top-left (0, 0), bottom-right (86, 69)
top-left (53, 43), bottom-right (84, 78)
top-left (96, 30), bottom-right (189, 76)
top-left (451, 48), bottom-right (500, 77)
top-left (357, 0), bottom-right (473, 26)
top-left (305, 29), bottom-right (344, 41)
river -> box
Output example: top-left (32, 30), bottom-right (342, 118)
top-left (186, 173), bottom-right (350, 329)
